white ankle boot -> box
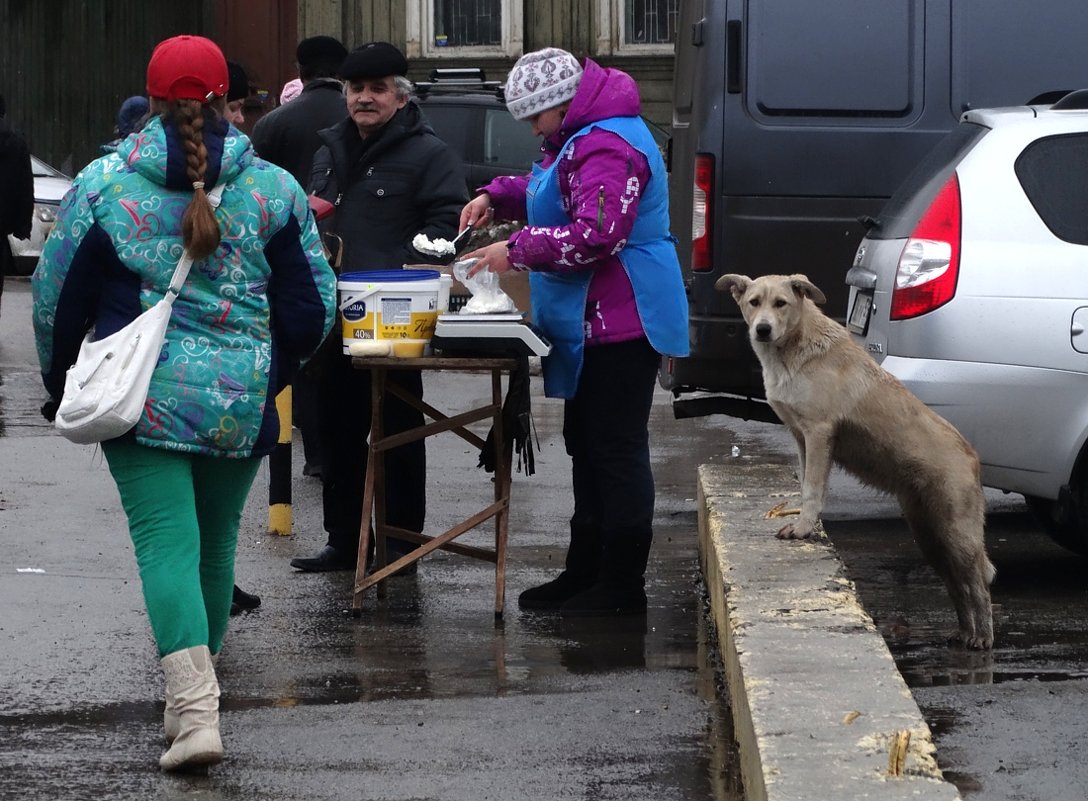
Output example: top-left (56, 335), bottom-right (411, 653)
top-left (164, 651), bottom-right (218, 744)
top-left (159, 645), bottom-right (223, 771)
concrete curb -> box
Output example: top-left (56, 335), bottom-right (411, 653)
top-left (698, 462), bottom-right (962, 801)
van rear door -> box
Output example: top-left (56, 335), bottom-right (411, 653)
top-left (666, 0), bottom-right (1088, 420)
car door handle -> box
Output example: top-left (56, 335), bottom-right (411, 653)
top-left (1073, 322), bottom-right (1084, 337)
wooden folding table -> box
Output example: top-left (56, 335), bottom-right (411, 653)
top-left (349, 356), bottom-right (518, 618)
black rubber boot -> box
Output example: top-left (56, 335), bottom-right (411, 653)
top-left (559, 530), bottom-right (652, 617)
top-left (518, 522), bottom-right (602, 610)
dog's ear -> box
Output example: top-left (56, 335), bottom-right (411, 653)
top-left (789, 274), bottom-right (827, 306)
top-left (715, 274), bottom-right (750, 299)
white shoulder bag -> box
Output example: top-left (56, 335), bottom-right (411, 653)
top-left (55, 184), bottom-right (226, 444)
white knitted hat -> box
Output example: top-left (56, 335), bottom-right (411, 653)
top-left (504, 48), bottom-right (583, 120)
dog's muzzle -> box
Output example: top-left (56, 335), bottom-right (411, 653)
top-left (754, 323), bottom-right (773, 341)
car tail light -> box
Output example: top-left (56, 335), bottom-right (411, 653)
top-left (890, 174), bottom-right (961, 320)
top-left (35, 203), bottom-right (57, 224)
top-left (692, 154), bottom-right (714, 271)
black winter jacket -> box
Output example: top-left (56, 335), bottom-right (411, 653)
top-left (309, 102), bottom-right (467, 271)
top-left (0, 118), bottom-right (33, 240)
top-left (251, 79), bottom-right (348, 188)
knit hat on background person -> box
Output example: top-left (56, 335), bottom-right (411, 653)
top-left (338, 41), bottom-right (408, 81)
top-left (297, 35), bottom-right (348, 70)
top-left (504, 48), bottom-right (583, 120)
top-left (226, 60), bottom-right (248, 102)
top-left (116, 96), bottom-right (150, 137)
top-left (147, 35), bottom-right (228, 102)
top-left (279, 78), bottom-right (304, 104)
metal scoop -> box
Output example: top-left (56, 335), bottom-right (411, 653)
top-left (449, 226), bottom-right (474, 255)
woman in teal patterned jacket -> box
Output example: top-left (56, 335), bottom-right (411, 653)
top-left (31, 36), bottom-right (337, 772)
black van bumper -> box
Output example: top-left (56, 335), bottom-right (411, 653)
top-left (658, 312), bottom-right (782, 424)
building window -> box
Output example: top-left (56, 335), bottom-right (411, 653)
top-left (409, 0), bottom-right (522, 57)
top-left (433, 0), bottom-right (501, 48)
top-left (597, 0), bottom-right (678, 55)
top-left (623, 0), bottom-right (678, 46)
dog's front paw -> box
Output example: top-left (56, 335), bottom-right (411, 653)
top-left (775, 518), bottom-right (822, 540)
top-left (949, 630), bottom-right (994, 651)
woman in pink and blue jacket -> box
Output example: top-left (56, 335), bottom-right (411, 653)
top-left (460, 48), bottom-right (688, 616)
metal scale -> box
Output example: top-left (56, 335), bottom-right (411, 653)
top-left (431, 312), bottom-right (552, 358)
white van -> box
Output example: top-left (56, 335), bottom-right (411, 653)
top-left (664, 0), bottom-right (1088, 422)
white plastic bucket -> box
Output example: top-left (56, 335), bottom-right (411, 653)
top-left (338, 269), bottom-right (443, 357)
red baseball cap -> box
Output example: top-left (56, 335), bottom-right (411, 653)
top-left (146, 35), bottom-right (228, 102)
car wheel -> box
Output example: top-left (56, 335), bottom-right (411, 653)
top-left (1024, 490), bottom-right (1088, 555)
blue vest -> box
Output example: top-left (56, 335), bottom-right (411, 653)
top-left (526, 115), bottom-right (689, 398)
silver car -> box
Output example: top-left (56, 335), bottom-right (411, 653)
top-left (7, 155), bottom-right (71, 275)
top-left (845, 95), bottom-right (1088, 552)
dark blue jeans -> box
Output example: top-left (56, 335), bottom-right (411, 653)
top-left (563, 338), bottom-right (660, 543)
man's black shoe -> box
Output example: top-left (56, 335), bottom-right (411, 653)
top-left (290, 545), bottom-right (356, 572)
top-left (302, 462), bottom-right (323, 479)
top-left (231, 584), bottom-right (261, 613)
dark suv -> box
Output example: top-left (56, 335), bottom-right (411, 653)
top-left (415, 68), bottom-right (670, 192)
top-left (414, 69), bottom-right (542, 191)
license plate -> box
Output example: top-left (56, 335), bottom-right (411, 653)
top-left (847, 292), bottom-right (872, 335)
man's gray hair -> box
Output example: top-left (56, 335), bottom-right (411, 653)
top-left (342, 75), bottom-right (415, 100)
top-left (394, 75), bottom-right (414, 100)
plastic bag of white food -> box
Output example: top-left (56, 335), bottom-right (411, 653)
top-left (452, 258), bottom-right (517, 314)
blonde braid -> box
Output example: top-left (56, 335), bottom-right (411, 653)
top-left (172, 99), bottom-right (220, 260)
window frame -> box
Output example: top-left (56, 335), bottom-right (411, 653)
top-left (596, 0), bottom-right (678, 56)
top-left (408, 0), bottom-right (523, 59)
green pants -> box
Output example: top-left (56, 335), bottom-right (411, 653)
top-left (103, 439), bottom-right (261, 657)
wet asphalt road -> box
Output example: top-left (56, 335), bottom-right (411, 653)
top-left (6, 270), bottom-right (1088, 801)
top-left (734, 421), bottom-right (1088, 800)
top-left (0, 279), bottom-right (744, 801)
top-left (826, 496), bottom-right (1088, 801)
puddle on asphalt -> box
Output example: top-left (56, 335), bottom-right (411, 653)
top-left (921, 707), bottom-right (986, 794)
top-left (1, 590), bottom-right (749, 801)
top-left (829, 519), bottom-right (1088, 799)
top-left (693, 594), bottom-right (747, 801)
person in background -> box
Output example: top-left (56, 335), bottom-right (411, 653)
top-left (32, 35), bottom-right (336, 771)
top-left (222, 57), bottom-right (264, 618)
top-left (225, 60), bottom-right (249, 127)
top-left (101, 95), bottom-right (150, 153)
top-left (252, 36), bottom-right (348, 188)
top-left (279, 77), bottom-right (303, 105)
top-left (290, 41), bottom-right (466, 573)
top-left (0, 93), bottom-right (34, 319)
top-left (252, 35), bottom-right (349, 481)
top-left (459, 48), bottom-right (689, 615)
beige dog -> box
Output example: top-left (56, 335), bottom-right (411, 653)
top-left (716, 273), bottom-right (995, 649)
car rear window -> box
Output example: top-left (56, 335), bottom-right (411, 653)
top-left (867, 122), bottom-right (987, 239)
top-left (1015, 133), bottom-right (1088, 245)
top-left (419, 103), bottom-right (475, 161)
top-left (483, 107), bottom-right (540, 170)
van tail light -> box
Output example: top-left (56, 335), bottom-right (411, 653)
top-left (692, 153), bottom-right (714, 271)
top-left (890, 174), bottom-right (961, 320)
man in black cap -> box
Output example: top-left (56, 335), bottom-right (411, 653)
top-left (252, 35), bottom-right (350, 481)
top-left (290, 42), bottom-right (467, 573)
top-left (251, 35), bottom-right (349, 187)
